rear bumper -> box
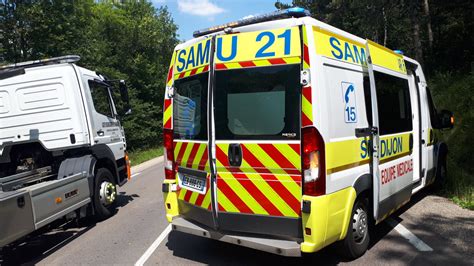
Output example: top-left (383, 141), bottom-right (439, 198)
top-left (171, 216), bottom-right (301, 257)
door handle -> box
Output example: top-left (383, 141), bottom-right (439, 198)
top-left (228, 144), bottom-right (242, 167)
top-left (97, 130), bottom-right (104, 136)
top-left (409, 133), bottom-right (414, 151)
top-left (355, 126), bottom-right (378, 138)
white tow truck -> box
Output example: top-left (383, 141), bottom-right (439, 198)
top-left (0, 56), bottom-right (131, 247)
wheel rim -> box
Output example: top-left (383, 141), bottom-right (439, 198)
top-left (99, 181), bottom-right (116, 206)
top-left (352, 205), bottom-right (368, 244)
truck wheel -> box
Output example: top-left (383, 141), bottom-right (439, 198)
top-left (339, 196), bottom-right (370, 259)
top-left (93, 168), bottom-right (117, 220)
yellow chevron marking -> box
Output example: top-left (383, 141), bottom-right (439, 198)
top-left (163, 102), bottom-right (173, 126)
top-left (253, 59), bottom-right (271, 67)
top-left (178, 188), bottom-right (186, 200)
top-left (174, 141), bottom-right (183, 159)
top-left (283, 57), bottom-right (301, 64)
top-left (181, 143), bottom-right (195, 166)
top-left (244, 144), bottom-right (301, 200)
top-left (218, 172), bottom-right (268, 215)
top-left (189, 191), bottom-right (199, 204)
top-left (201, 190), bottom-right (211, 209)
top-left (217, 188), bottom-right (239, 212)
top-left (192, 144), bottom-right (207, 169)
top-left (239, 159), bottom-right (298, 217)
top-left (302, 93), bottom-right (312, 121)
top-left (274, 144), bottom-right (300, 169)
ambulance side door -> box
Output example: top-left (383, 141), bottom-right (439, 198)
top-left (365, 41), bottom-right (415, 223)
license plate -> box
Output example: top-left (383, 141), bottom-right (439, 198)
top-left (178, 173), bottom-right (206, 194)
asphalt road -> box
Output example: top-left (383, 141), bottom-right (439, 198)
top-left (1, 157), bottom-right (473, 265)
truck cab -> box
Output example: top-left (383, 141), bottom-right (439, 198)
top-left (0, 55), bottom-right (131, 247)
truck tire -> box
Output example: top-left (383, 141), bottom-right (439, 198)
top-left (93, 168), bottom-right (117, 220)
top-left (339, 196), bottom-right (370, 259)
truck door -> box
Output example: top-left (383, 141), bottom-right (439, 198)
top-left (87, 79), bottom-right (124, 160)
top-left (212, 27), bottom-right (303, 238)
top-left (365, 41), bottom-right (415, 223)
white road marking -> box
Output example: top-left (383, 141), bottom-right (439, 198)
top-left (387, 218), bottom-right (433, 252)
top-left (135, 224), bottom-right (172, 266)
top-left (131, 172), bottom-right (141, 178)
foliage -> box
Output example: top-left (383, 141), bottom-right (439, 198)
top-left (0, 0), bottom-right (179, 151)
top-left (129, 146), bottom-right (163, 166)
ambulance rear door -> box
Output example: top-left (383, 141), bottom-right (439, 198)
top-left (365, 40), bottom-right (415, 223)
top-left (213, 26), bottom-right (303, 239)
top-left (171, 38), bottom-right (216, 229)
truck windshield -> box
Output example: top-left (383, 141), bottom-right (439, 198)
top-left (214, 64), bottom-right (300, 140)
top-left (173, 73), bottom-right (208, 140)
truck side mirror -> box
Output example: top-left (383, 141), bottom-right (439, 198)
top-left (437, 110), bottom-right (454, 129)
top-left (119, 80), bottom-right (132, 116)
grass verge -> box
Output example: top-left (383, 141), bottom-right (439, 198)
top-left (442, 160), bottom-right (474, 210)
top-left (129, 146), bottom-right (163, 166)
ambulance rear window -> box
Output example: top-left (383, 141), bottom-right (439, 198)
top-left (214, 64), bottom-right (300, 140)
top-left (173, 73), bottom-right (208, 140)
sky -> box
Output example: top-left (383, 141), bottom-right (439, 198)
top-left (151, 0), bottom-right (294, 40)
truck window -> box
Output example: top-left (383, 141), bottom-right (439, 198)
top-left (173, 73), bottom-right (208, 140)
top-left (374, 72), bottom-right (413, 135)
top-left (89, 80), bottom-right (114, 118)
top-left (214, 64), bottom-right (300, 140)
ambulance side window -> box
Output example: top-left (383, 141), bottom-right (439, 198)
top-left (374, 72), bottom-right (413, 135)
top-left (426, 88), bottom-right (439, 127)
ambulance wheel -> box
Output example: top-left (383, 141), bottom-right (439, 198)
top-left (340, 196), bottom-right (370, 259)
top-left (93, 168), bottom-right (117, 220)
top-left (434, 158), bottom-right (447, 189)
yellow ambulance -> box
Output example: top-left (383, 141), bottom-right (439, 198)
top-left (161, 7), bottom-right (454, 258)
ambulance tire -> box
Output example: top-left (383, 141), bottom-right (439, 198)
top-left (93, 168), bottom-right (117, 220)
top-left (339, 196), bottom-right (370, 259)
top-left (433, 158), bottom-right (448, 190)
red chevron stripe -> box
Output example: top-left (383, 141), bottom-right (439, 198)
top-left (183, 190), bottom-right (193, 202)
top-left (302, 112), bottom-right (312, 127)
top-left (218, 203), bottom-right (225, 212)
top-left (215, 146), bottom-right (283, 216)
top-left (241, 145), bottom-right (301, 215)
top-left (164, 118), bottom-right (171, 129)
top-left (218, 176), bottom-right (253, 213)
top-left (175, 142), bottom-right (188, 165)
top-left (302, 86), bottom-right (312, 103)
top-left (258, 144), bottom-right (300, 173)
top-left (166, 66), bottom-right (173, 83)
top-left (198, 147), bottom-right (208, 170)
top-left (268, 58), bottom-right (286, 65)
top-left (289, 144), bottom-right (300, 155)
top-left (216, 63), bottom-right (227, 70)
top-left (303, 44), bottom-right (310, 66)
top-left (190, 68), bottom-right (198, 76)
top-left (164, 99), bottom-right (172, 109)
top-left (239, 60), bottom-right (256, 68)
top-left (203, 65), bottom-right (209, 72)
top-left (194, 193), bottom-right (205, 207)
top-left (186, 144), bottom-right (201, 168)
top-left (179, 72), bottom-right (185, 79)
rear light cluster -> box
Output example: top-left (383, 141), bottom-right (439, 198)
top-left (163, 128), bottom-right (176, 180)
top-left (302, 126), bottom-right (326, 196)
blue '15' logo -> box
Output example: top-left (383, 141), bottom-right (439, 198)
top-left (342, 82), bottom-right (357, 123)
